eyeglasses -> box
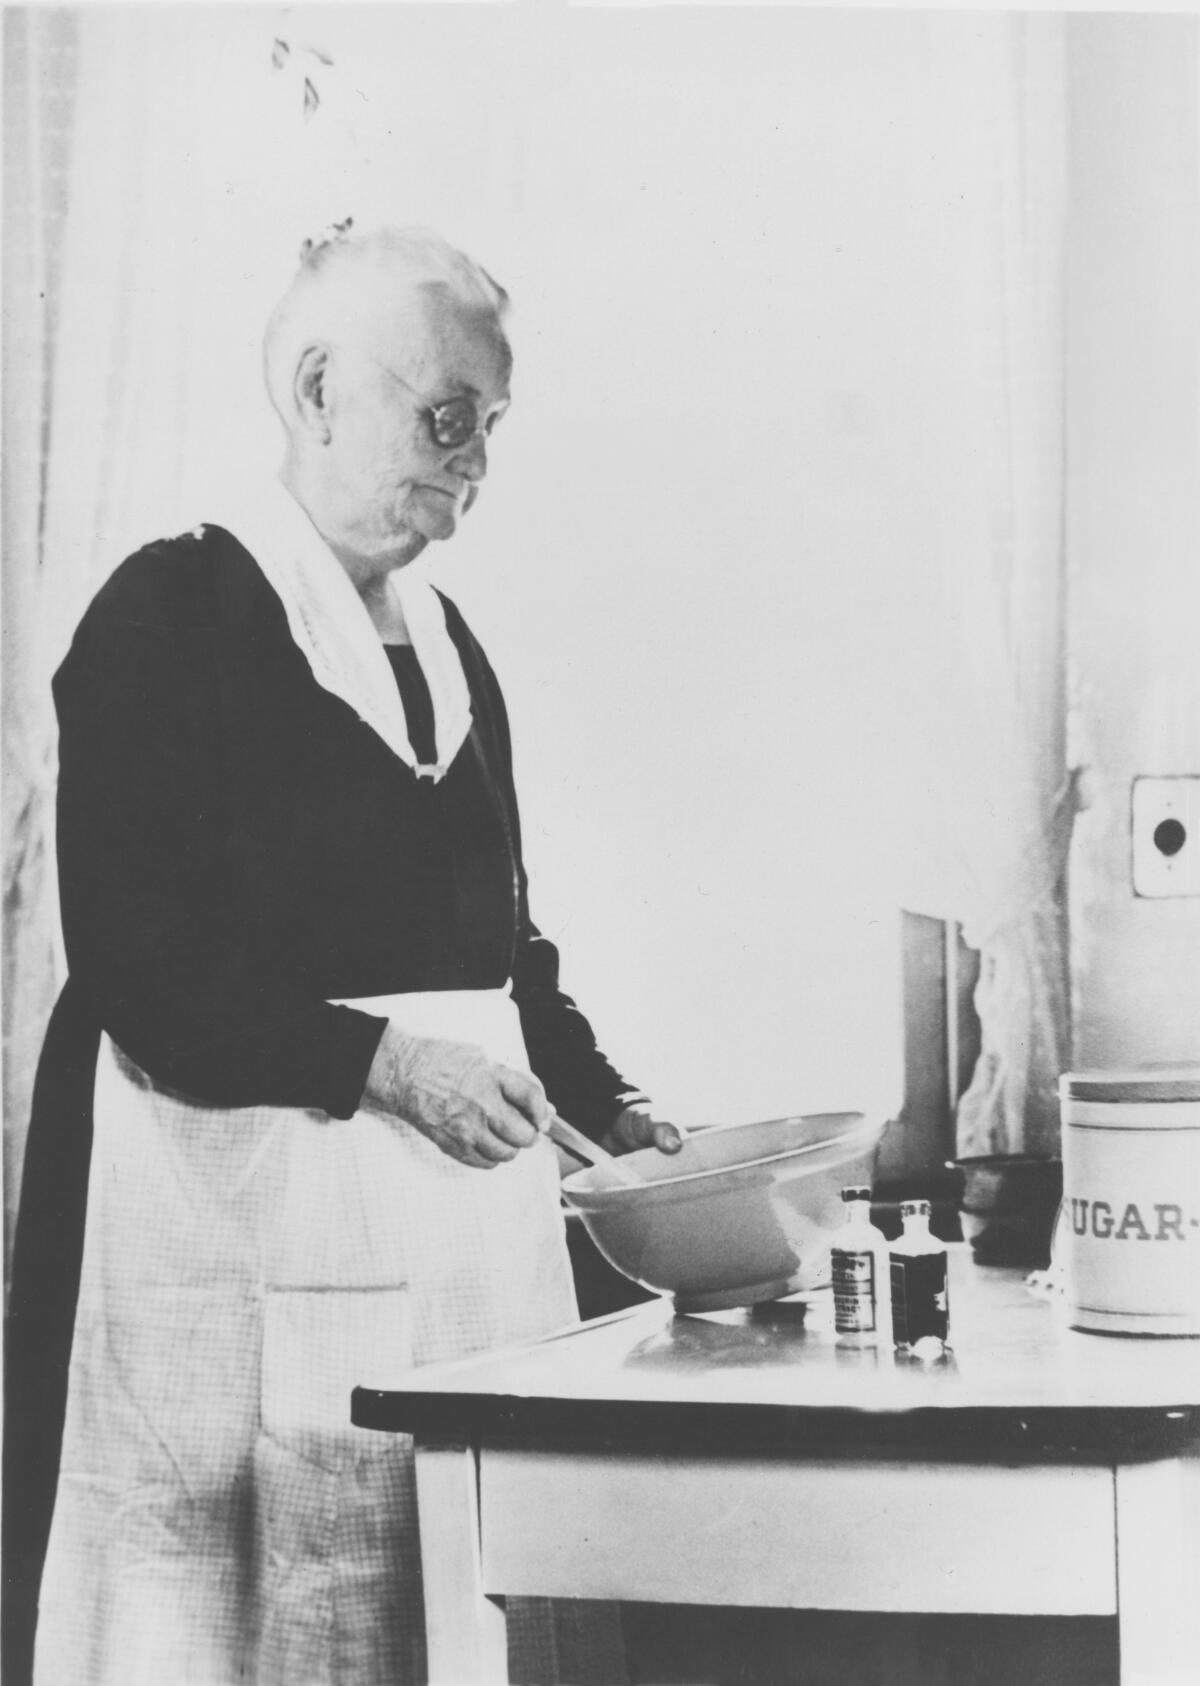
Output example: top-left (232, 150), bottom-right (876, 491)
top-left (358, 352), bottom-right (509, 451)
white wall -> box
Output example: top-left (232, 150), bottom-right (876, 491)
top-left (415, 9), bottom-right (1054, 1126)
top-left (1065, 16), bottom-right (1200, 1069)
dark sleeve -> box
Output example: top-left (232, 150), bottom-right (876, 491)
top-left (54, 547), bottom-right (386, 1118)
top-left (512, 918), bottom-right (649, 1141)
top-left (441, 597), bottom-right (648, 1140)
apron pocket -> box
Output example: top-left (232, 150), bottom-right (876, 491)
top-left (260, 1284), bottom-right (413, 1473)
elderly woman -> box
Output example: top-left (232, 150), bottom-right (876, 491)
top-left (4, 225), bottom-right (679, 1686)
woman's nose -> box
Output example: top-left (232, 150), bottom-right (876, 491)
top-left (451, 432), bottom-right (488, 483)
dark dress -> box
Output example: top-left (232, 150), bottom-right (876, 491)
top-left (2, 523), bottom-right (642, 1682)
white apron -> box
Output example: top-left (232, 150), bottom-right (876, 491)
top-left (35, 988), bottom-right (625, 1686)
top-left (37, 483), bottom-right (629, 1684)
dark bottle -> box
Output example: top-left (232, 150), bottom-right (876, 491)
top-left (889, 1198), bottom-right (950, 1351)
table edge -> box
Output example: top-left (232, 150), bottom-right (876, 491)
top-left (350, 1386), bottom-right (1200, 1458)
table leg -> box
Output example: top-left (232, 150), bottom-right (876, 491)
top-left (1114, 1458), bottom-right (1200, 1686)
top-left (413, 1437), bottom-right (509, 1685)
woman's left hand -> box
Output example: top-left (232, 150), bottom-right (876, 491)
top-left (603, 1103), bottom-right (685, 1157)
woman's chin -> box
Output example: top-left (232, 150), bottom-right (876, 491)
top-left (365, 526), bottom-right (430, 572)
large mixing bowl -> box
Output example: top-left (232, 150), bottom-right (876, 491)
top-left (561, 1112), bottom-right (886, 1313)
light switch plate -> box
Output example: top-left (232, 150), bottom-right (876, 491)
top-left (1131, 775), bottom-right (1200, 898)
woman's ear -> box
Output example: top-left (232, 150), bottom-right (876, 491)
top-left (293, 344), bottom-right (333, 444)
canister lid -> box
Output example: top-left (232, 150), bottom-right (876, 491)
top-left (1060, 1064), bottom-right (1200, 1103)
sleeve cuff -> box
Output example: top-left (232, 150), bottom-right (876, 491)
top-left (320, 1006), bottom-right (390, 1119)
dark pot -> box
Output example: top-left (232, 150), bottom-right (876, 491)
top-left (946, 1154), bottom-right (1063, 1267)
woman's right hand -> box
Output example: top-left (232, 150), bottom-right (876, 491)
top-left (361, 1022), bottom-right (552, 1169)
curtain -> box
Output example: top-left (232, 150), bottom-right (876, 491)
top-left (896, 18), bottom-right (1071, 1160)
top-left (2, 9), bottom-right (80, 1275)
top-left (954, 18), bottom-right (1070, 1161)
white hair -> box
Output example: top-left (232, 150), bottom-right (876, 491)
top-left (263, 221), bottom-right (510, 425)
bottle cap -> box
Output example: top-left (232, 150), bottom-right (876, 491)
top-left (840, 1185), bottom-right (872, 1203)
top-left (900, 1198), bottom-right (932, 1217)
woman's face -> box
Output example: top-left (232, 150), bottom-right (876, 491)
top-left (330, 293), bottom-right (512, 573)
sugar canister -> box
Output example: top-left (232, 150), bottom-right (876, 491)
top-left (1059, 1066), bottom-right (1200, 1336)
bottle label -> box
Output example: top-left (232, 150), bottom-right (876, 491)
top-left (890, 1252), bottom-right (949, 1345)
top-left (832, 1247), bottom-right (877, 1333)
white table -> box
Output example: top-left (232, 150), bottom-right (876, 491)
top-left (353, 1251), bottom-right (1200, 1685)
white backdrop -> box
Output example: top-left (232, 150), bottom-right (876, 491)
top-left (4, 7), bottom-right (1070, 1233)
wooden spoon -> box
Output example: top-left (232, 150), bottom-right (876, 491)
top-left (547, 1113), bottom-right (643, 1188)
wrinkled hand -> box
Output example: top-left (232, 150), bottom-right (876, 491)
top-left (363, 1023), bottom-right (552, 1169)
top-left (602, 1103), bottom-right (685, 1158)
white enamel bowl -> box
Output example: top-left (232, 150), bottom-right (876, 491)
top-left (561, 1112), bottom-right (886, 1313)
